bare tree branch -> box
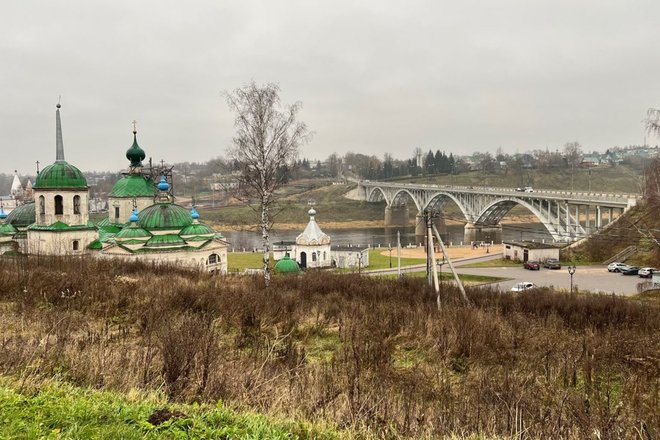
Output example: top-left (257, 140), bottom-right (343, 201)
top-left (224, 81), bottom-right (311, 285)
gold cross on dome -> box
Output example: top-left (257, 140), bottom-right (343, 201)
top-left (132, 120), bottom-right (137, 133)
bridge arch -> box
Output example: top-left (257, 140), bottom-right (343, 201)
top-left (475, 197), bottom-right (562, 240)
top-left (366, 187), bottom-right (389, 205)
top-left (422, 192), bottom-right (472, 223)
top-left (391, 189), bottom-right (422, 212)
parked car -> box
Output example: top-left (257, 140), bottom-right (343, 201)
top-left (621, 266), bottom-right (640, 275)
top-left (543, 258), bottom-right (561, 269)
top-left (607, 262), bottom-right (627, 272)
top-left (511, 282), bottom-right (536, 292)
top-left (523, 261), bottom-right (540, 270)
top-left (523, 186), bottom-right (534, 193)
top-left (638, 267), bottom-right (657, 278)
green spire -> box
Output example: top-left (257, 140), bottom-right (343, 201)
top-left (55, 103), bottom-right (65, 162)
top-left (126, 127), bottom-right (146, 168)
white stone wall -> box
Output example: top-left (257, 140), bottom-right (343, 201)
top-left (99, 241), bottom-right (228, 273)
top-left (27, 228), bottom-right (97, 256)
top-left (332, 249), bottom-right (369, 269)
top-left (34, 190), bottom-right (89, 226)
top-left (503, 244), bottom-right (559, 262)
top-left (108, 197), bottom-right (154, 224)
top-left (294, 244), bottom-right (332, 268)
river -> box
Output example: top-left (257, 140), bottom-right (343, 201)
top-left (222, 222), bottom-right (553, 251)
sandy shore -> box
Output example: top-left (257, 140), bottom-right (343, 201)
top-left (380, 244), bottom-right (502, 260)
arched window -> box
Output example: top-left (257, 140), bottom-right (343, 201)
top-left (54, 195), bottom-right (63, 215)
top-left (38, 195), bottom-right (45, 215)
top-left (72, 240), bottom-right (79, 251)
top-left (323, 251), bottom-right (327, 261)
top-left (312, 252), bottom-right (317, 262)
top-left (73, 195), bottom-right (81, 214)
top-left (207, 254), bottom-right (219, 265)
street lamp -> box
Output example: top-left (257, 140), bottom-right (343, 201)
top-left (568, 265), bottom-right (576, 294)
top-left (388, 244), bottom-right (392, 268)
top-left (357, 252), bottom-right (363, 275)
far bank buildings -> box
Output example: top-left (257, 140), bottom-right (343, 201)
top-left (0, 105), bottom-right (229, 273)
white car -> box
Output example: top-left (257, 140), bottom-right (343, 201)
top-left (511, 282), bottom-right (536, 292)
top-left (607, 262), bottom-right (627, 272)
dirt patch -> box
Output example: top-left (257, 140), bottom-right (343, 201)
top-left (147, 408), bottom-right (188, 426)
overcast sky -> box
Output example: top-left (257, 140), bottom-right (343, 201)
top-left (1, 0), bottom-right (659, 174)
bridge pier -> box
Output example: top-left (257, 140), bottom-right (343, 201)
top-left (415, 211), bottom-right (447, 240)
top-left (464, 223), bottom-right (502, 244)
top-left (384, 204), bottom-right (409, 227)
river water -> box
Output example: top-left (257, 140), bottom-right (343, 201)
top-left (222, 222), bottom-right (553, 251)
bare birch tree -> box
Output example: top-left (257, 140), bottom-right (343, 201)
top-left (224, 81), bottom-right (310, 285)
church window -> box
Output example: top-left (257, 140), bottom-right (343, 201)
top-left (73, 195), bottom-right (81, 214)
top-left (114, 207), bottom-right (120, 220)
top-left (72, 240), bottom-right (79, 251)
top-left (208, 254), bottom-right (219, 265)
top-left (312, 252), bottom-right (317, 262)
top-left (54, 195), bottom-right (63, 215)
top-left (323, 251), bottom-right (326, 261)
top-left (39, 196), bottom-right (45, 215)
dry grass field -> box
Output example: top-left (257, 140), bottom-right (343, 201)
top-left (0, 256), bottom-right (657, 439)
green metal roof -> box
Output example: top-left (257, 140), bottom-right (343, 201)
top-left (180, 223), bottom-right (215, 236)
top-left (0, 223), bottom-right (18, 235)
top-left (109, 175), bottom-right (155, 198)
top-left (28, 221), bottom-right (96, 231)
top-left (5, 203), bottom-right (35, 228)
top-left (145, 234), bottom-right (187, 247)
top-left (34, 162), bottom-right (87, 189)
top-left (115, 226), bottom-right (152, 240)
top-left (88, 240), bottom-right (103, 250)
top-left (274, 255), bottom-right (301, 274)
top-left (138, 203), bottom-right (192, 230)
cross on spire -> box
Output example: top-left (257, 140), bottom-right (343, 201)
top-left (160, 159), bottom-right (165, 167)
top-left (36, 160), bottom-right (40, 174)
top-left (132, 120), bottom-right (137, 134)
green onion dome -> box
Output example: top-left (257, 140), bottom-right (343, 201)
top-left (138, 203), bottom-right (193, 230)
top-left (126, 132), bottom-right (146, 167)
top-left (5, 202), bottom-right (35, 228)
top-left (109, 175), bottom-right (155, 198)
top-left (114, 225), bottom-right (152, 241)
top-left (34, 162), bottom-right (87, 189)
top-left (180, 223), bottom-right (215, 236)
top-left (0, 222), bottom-right (18, 235)
top-left (274, 255), bottom-right (301, 274)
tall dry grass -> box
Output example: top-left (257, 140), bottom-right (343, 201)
top-left (0, 255), bottom-right (657, 439)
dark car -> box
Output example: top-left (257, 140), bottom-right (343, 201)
top-left (523, 261), bottom-right (540, 270)
top-left (543, 258), bottom-right (561, 269)
top-left (621, 266), bottom-right (640, 275)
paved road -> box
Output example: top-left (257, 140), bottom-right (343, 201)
top-left (454, 264), bottom-right (644, 296)
top-left (365, 255), bottom-right (645, 295)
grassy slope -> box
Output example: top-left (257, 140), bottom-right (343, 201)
top-left (0, 379), bottom-right (337, 440)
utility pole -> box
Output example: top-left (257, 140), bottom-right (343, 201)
top-left (432, 220), bottom-right (469, 306)
top-left (397, 230), bottom-right (401, 278)
top-left (425, 211), bottom-right (440, 308)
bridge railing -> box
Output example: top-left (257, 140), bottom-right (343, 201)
top-left (359, 181), bottom-right (638, 204)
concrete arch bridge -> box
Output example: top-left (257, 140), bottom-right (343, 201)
top-left (357, 181), bottom-right (639, 243)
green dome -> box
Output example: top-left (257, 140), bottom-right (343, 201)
top-left (180, 223), bottom-right (215, 236)
top-left (138, 203), bottom-right (193, 230)
top-left (34, 162), bottom-right (87, 189)
top-left (126, 133), bottom-right (146, 167)
top-left (274, 255), bottom-right (301, 274)
top-left (6, 202), bottom-right (35, 228)
top-left (115, 225), bottom-right (152, 240)
top-left (0, 222), bottom-right (18, 235)
top-left (109, 175), bottom-right (155, 198)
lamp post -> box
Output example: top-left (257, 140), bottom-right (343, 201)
top-left (388, 244), bottom-right (392, 268)
top-left (568, 265), bottom-right (576, 294)
top-left (357, 252), bottom-right (363, 275)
